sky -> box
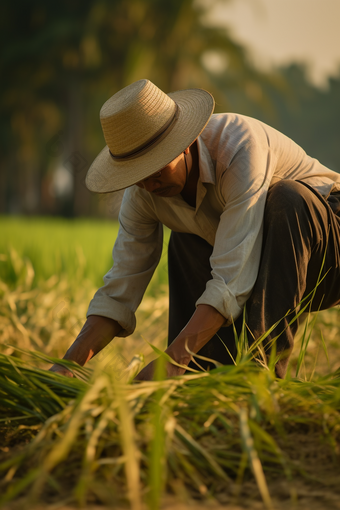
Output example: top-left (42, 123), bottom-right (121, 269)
top-left (205, 0), bottom-right (340, 87)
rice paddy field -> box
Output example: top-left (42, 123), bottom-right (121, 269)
top-left (1, 215), bottom-right (340, 510)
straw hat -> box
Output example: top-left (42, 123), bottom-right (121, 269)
top-left (85, 79), bottom-right (215, 193)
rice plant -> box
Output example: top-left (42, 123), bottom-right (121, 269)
top-left (1, 217), bottom-right (340, 509)
top-left (0, 349), bottom-right (340, 509)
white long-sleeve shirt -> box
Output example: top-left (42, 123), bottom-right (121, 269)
top-left (87, 113), bottom-right (340, 336)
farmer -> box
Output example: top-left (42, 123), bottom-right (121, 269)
top-left (50, 79), bottom-right (340, 380)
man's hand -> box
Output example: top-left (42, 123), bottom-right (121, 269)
top-left (135, 305), bottom-right (226, 381)
top-left (134, 357), bottom-right (188, 381)
top-left (49, 364), bottom-right (74, 378)
top-left (47, 315), bottom-right (122, 377)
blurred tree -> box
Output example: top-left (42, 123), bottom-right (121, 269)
top-left (0, 0), bottom-right (273, 217)
top-left (253, 63), bottom-right (340, 173)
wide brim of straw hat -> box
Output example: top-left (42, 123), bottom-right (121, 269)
top-left (85, 88), bottom-right (214, 193)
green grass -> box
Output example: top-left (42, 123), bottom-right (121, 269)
top-left (0, 215), bottom-right (169, 293)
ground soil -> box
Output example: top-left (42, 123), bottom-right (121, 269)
top-left (3, 477), bottom-right (340, 510)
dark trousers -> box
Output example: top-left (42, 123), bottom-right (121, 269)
top-left (168, 180), bottom-right (340, 378)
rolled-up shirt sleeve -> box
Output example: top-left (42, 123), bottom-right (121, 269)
top-left (196, 137), bottom-right (275, 324)
top-left (87, 188), bottom-right (163, 337)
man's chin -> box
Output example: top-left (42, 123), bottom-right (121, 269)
top-left (152, 187), bottom-right (177, 197)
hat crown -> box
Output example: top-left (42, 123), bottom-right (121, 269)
top-left (100, 79), bottom-right (177, 157)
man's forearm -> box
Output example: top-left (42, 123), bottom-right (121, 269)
top-left (55, 315), bottom-right (122, 367)
top-left (165, 304), bottom-right (226, 365)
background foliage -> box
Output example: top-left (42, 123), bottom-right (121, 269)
top-left (1, 0), bottom-right (339, 218)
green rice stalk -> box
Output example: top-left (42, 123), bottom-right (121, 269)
top-left (239, 407), bottom-right (273, 510)
top-left (114, 377), bottom-right (142, 510)
top-left (148, 356), bottom-right (167, 510)
top-left (319, 330), bottom-right (330, 369)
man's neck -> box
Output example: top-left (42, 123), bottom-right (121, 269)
top-left (181, 142), bottom-right (199, 208)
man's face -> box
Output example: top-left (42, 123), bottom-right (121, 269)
top-left (135, 152), bottom-right (187, 197)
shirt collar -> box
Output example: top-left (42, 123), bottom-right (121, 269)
top-left (197, 136), bottom-right (215, 185)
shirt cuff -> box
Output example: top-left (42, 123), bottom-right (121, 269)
top-left (195, 279), bottom-right (243, 326)
top-left (86, 295), bottom-right (136, 337)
